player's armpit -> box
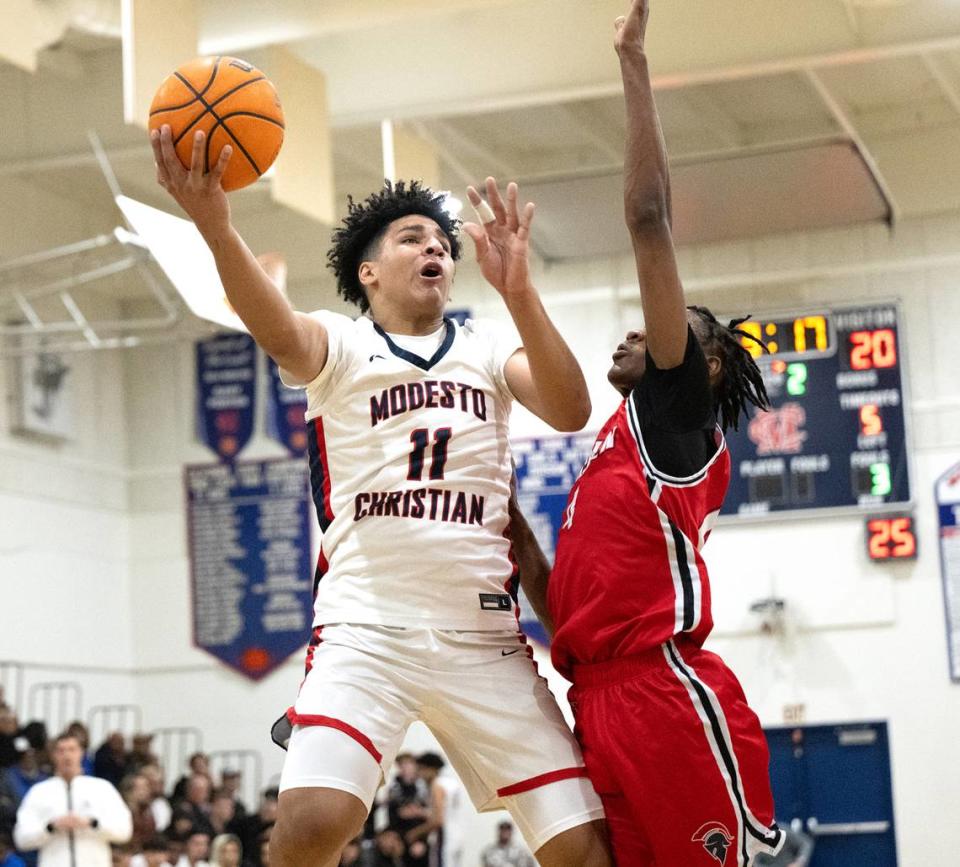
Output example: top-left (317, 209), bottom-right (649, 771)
top-left (269, 311), bottom-right (329, 385)
top-left (503, 349), bottom-right (589, 432)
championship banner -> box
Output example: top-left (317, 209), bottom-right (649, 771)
top-left (196, 332), bottom-right (257, 460)
top-left (936, 460), bottom-right (960, 682)
top-left (186, 457), bottom-right (313, 680)
top-left (266, 357), bottom-right (309, 457)
top-left (512, 433), bottom-right (596, 645)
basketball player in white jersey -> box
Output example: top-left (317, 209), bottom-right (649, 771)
top-left (151, 126), bottom-right (611, 867)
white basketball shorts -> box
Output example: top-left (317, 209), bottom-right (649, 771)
top-left (273, 623), bottom-right (604, 853)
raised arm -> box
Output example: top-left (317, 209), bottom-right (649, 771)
top-left (617, 0), bottom-right (688, 369)
top-left (151, 126), bottom-right (327, 383)
top-left (463, 178), bottom-right (591, 432)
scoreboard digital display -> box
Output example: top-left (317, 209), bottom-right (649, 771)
top-left (722, 303), bottom-right (911, 517)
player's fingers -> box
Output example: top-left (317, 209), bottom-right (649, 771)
top-left (210, 145), bottom-right (233, 186)
top-left (189, 130), bottom-right (205, 182)
top-left (485, 177), bottom-right (508, 224)
top-left (505, 182), bottom-right (521, 232)
top-left (158, 125), bottom-right (185, 179)
top-left (462, 221), bottom-right (490, 258)
top-left (615, 15), bottom-right (626, 30)
top-left (150, 132), bottom-right (169, 187)
top-left (466, 186), bottom-right (496, 225)
top-left (516, 202), bottom-right (535, 242)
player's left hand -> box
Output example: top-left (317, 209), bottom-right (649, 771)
top-left (463, 178), bottom-right (536, 301)
top-left (615, 0), bottom-right (650, 56)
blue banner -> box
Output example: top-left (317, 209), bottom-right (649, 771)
top-left (195, 332), bottom-right (257, 461)
top-left (512, 433), bottom-right (596, 645)
top-left (186, 457), bottom-right (314, 681)
top-left (265, 357), bottom-right (309, 457)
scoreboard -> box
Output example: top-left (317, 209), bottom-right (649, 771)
top-left (722, 303), bottom-right (911, 517)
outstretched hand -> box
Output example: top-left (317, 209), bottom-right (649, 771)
top-left (463, 177), bottom-right (536, 300)
top-left (151, 125), bottom-right (233, 239)
top-left (615, 0), bottom-right (650, 56)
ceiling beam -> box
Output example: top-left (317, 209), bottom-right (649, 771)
top-left (802, 68), bottom-right (899, 223)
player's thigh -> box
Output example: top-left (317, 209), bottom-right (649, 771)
top-left (422, 631), bottom-right (604, 855)
top-left (533, 819), bottom-right (612, 867)
top-left (280, 624), bottom-right (417, 807)
top-left (609, 641), bottom-right (782, 866)
top-left (271, 785), bottom-right (367, 867)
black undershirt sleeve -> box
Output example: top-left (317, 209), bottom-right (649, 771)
top-left (629, 326), bottom-right (718, 478)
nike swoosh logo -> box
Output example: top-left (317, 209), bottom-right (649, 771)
top-left (501, 648), bottom-right (521, 656)
top-left (369, 354), bottom-right (385, 362)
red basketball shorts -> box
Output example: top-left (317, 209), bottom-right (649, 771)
top-left (569, 638), bottom-right (785, 867)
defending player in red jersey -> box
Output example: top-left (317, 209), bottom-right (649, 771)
top-left (510, 2), bottom-right (783, 865)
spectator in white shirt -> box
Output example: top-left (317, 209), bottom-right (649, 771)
top-left (14, 733), bottom-right (132, 867)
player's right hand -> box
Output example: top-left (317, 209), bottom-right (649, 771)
top-left (615, 0), bottom-right (649, 57)
top-left (151, 125), bottom-right (233, 241)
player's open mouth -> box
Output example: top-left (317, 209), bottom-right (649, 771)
top-left (419, 263), bottom-right (444, 280)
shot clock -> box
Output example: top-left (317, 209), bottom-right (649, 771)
top-left (865, 514), bottom-right (918, 561)
top-left (722, 304), bottom-right (911, 517)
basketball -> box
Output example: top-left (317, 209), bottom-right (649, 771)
top-left (148, 56), bottom-right (284, 192)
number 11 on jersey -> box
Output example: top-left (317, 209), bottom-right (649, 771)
top-left (408, 428), bottom-right (453, 481)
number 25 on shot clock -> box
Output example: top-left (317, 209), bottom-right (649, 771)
top-left (865, 514), bottom-right (917, 561)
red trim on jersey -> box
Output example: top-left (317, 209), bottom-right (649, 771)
top-left (496, 766), bottom-right (589, 798)
top-left (312, 417), bottom-right (334, 523)
top-left (303, 626), bottom-right (323, 677)
top-left (285, 707), bottom-right (382, 764)
top-left (313, 549), bottom-right (329, 601)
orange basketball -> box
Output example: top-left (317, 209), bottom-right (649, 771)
top-left (148, 56), bottom-right (284, 192)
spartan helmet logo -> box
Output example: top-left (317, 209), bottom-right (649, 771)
top-left (691, 822), bottom-right (734, 864)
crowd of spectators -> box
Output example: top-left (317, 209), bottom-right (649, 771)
top-left (0, 693), bottom-right (278, 867)
top-left (1, 692), bottom-right (533, 867)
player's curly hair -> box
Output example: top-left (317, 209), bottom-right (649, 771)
top-left (688, 305), bottom-right (771, 431)
top-left (326, 180), bottom-right (462, 312)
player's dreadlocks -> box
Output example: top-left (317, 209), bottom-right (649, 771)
top-left (688, 305), bottom-right (771, 431)
top-left (327, 180), bottom-right (462, 312)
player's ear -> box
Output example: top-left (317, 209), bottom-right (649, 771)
top-left (358, 261), bottom-right (377, 288)
top-left (706, 354), bottom-right (722, 383)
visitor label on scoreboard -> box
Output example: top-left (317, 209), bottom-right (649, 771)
top-left (722, 304), bottom-right (911, 516)
top-left (936, 461), bottom-right (960, 682)
top-left (186, 458), bottom-right (313, 680)
top-left (265, 358), bottom-right (309, 457)
top-left (195, 332), bottom-right (257, 461)
top-left (513, 433), bottom-right (596, 644)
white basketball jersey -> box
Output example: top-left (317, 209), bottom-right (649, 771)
top-left (287, 310), bottom-right (522, 630)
